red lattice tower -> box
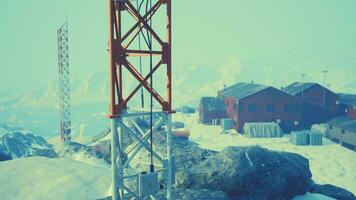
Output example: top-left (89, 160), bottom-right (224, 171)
top-left (108, 0), bottom-right (172, 118)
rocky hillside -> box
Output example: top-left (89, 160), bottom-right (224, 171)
top-left (0, 131), bottom-right (56, 159)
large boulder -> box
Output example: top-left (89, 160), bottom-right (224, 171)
top-left (180, 146), bottom-right (312, 200)
top-left (309, 184), bottom-right (355, 200)
top-left (154, 188), bottom-right (229, 200)
top-left (0, 132), bottom-right (56, 158)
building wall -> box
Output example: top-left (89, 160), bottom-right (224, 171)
top-left (347, 106), bottom-right (356, 120)
top-left (294, 85), bottom-right (339, 127)
top-left (302, 102), bottom-right (335, 128)
top-left (297, 85), bottom-right (338, 113)
top-left (223, 88), bottom-right (303, 133)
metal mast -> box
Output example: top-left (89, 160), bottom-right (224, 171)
top-left (322, 69), bottom-right (328, 111)
top-left (57, 20), bottom-right (71, 143)
top-left (108, 0), bottom-right (173, 199)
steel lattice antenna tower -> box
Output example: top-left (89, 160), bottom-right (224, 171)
top-left (57, 20), bottom-right (71, 143)
top-left (108, 0), bottom-right (174, 199)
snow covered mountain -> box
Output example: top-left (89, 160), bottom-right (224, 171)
top-left (2, 54), bottom-right (356, 110)
top-left (0, 129), bottom-right (56, 159)
top-left (0, 57), bottom-right (243, 110)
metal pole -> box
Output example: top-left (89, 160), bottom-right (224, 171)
top-left (111, 118), bottom-right (119, 200)
top-left (301, 73), bottom-right (305, 100)
top-left (166, 113), bottom-right (173, 199)
top-left (322, 70), bottom-right (328, 111)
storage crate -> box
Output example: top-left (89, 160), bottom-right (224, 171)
top-left (309, 131), bottom-right (323, 145)
top-left (221, 118), bottom-right (234, 130)
top-left (212, 119), bottom-right (221, 126)
top-left (290, 131), bottom-right (310, 145)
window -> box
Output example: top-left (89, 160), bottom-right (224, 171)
top-left (284, 104), bottom-right (295, 114)
top-left (248, 105), bottom-right (257, 113)
top-left (341, 129), bottom-right (345, 134)
top-left (266, 105), bottom-right (275, 113)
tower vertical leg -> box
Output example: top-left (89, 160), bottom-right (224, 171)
top-left (166, 113), bottom-right (173, 199)
top-left (111, 118), bottom-right (119, 200)
top-left (118, 117), bottom-right (125, 200)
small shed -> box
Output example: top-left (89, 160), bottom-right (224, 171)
top-left (327, 116), bottom-right (356, 150)
top-left (243, 122), bottom-right (283, 138)
top-left (199, 97), bottom-right (227, 124)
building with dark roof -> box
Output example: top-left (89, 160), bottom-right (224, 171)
top-left (283, 82), bottom-right (339, 126)
top-left (199, 97), bottom-right (227, 124)
top-left (338, 93), bottom-right (356, 120)
top-left (218, 82), bottom-right (303, 133)
top-left (327, 116), bottom-right (356, 150)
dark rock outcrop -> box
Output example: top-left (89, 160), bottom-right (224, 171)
top-left (57, 141), bottom-right (110, 164)
top-left (309, 184), bottom-right (356, 200)
top-left (0, 151), bottom-right (12, 161)
top-left (180, 146), bottom-right (312, 200)
top-left (154, 188), bottom-right (229, 200)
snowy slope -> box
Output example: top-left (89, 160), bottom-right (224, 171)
top-left (173, 113), bottom-right (356, 195)
top-left (0, 157), bottom-right (110, 200)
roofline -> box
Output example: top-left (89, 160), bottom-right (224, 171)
top-left (289, 82), bottom-right (336, 96)
top-left (222, 86), bottom-right (301, 102)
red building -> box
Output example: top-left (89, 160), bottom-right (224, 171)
top-left (199, 97), bottom-right (227, 124)
top-left (338, 93), bottom-right (356, 120)
top-left (283, 82), bottom-right (339, 127)
top-left (218, 82), bottom-right (303, 133)
top-left (347, 106), bottom-right (356, 120)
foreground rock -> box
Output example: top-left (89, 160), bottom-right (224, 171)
top-left (0, 151), bottom-right (12, 161)
top-left (180, 146), bottom-right (312, 200)
top-left (309, 184), bottom-right (355, 200)
top-left (0, 132), bottom-right (56, 158)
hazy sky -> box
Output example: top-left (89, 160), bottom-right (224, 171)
top-left (1, 0), bottom-right (356, 93)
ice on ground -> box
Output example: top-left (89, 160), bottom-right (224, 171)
top-left (0, 157), bottom-right (110, 200)
top-left (293, 193), bottom-right (335, 200)
top-left (311, 124), bottom-right (328, 135)
top-left (173, 113), bottom-right (356, 194)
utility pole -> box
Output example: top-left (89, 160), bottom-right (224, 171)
top-left (57, 19), bottom-right (71, 143)
top-left (322, 70), bottom-right (328, 111)
top-left (301, 73), bottom-right (305, 100)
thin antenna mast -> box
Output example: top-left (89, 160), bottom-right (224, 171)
top-left (57, 18), bottom-right (71, 143)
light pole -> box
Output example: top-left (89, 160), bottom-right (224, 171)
top-left (322, 70), bottom-right (328, 111)
top-left (301, 73), bottom-right (306, 100)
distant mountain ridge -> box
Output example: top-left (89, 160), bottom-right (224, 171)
top-left (2, 57), bottom-right (356, 109)
top-left (0, 127), bottom-right (56, 158)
